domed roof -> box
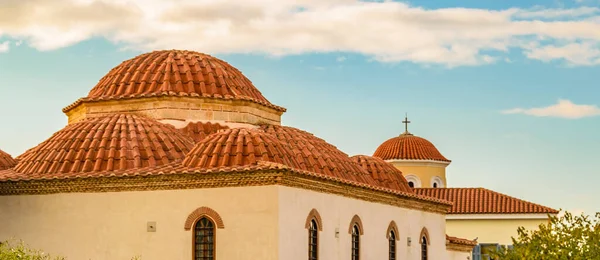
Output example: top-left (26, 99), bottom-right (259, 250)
top-left (259, 124), bottom-right (372, 182)
top-left (65, 50), bottom-right (285, 112)
top-left (183, 128), bottom-right (301, 168)
top-left (0, 149), bottom-right (17, 170)
top-left (373, 133), bottom-right (450, 162)
top-left (15, 114), bottom-right (195, 174)
top-left (350, 155), bottom-right (413, 193)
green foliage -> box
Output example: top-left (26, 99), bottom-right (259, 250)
top-left (0, 240), bottom-right (65, 260)
top-left (491, 211), bottom-right (600, 260)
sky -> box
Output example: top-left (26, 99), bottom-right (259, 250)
top-left (0, 0), bottom-right (599, 216)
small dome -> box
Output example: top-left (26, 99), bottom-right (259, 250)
top-left (373, 133), bottom-right (450, 162)
top-left (183, 128), bottom-right (301, 168)
top-left (351, 155), bottom-right (413, 193)
top-left (260, 125), bottom-right (371, 182)
top-left (179, 121), bottom-right (230, 143)
top-left (0, 149), bottom-right (17, 170)
top-left (68, 50), bottom-right (284, 112)
top-left (15, 114), bottom-right (195, 174)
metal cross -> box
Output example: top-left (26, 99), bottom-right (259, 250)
top-left (402, 113), bottom-right (411, 133)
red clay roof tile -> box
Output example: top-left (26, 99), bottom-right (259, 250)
top-left (259, 124), bottom-right (376, 184)
top-left (415, 188), bottom-right (558, 214)
top-left (183, 128), bottom-right (302, 168)
top-left (446, 235), bottom-right (478, 246)
top-left (350, 155), bottom-right (414, 193)
top-left (178, 121), bottom-right (230, 143)
top-left (14, 113), bottom-right (195, 174)
top-left (63, 50), bottom-right (285, 113)
top-left (373, 133), bottom-right (450, 162)
top-left (0, 149), bottom-right (17, 170)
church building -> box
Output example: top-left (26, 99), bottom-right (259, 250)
top-left (372, 118), bottom-right (559, 259)
top-left (0, 49), bottom-right (551, 260)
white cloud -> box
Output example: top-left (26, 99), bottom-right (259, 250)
top-left (502, 99), bottom-right (600, 119)
top-left (1, 0), bottom-right (600, 66)
top-left (0, 41), bottom-right (9, 52)
top-left (524, 42), bottom-right (600, 65)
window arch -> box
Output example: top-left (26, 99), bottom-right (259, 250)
top-left (305, 209), bottom-right (322, 260)
top-left (184, 207), bottom-right (225, 260)
top-left (420, 227), bottom-right (430, 260)
top-left (348, 215), bottom-right (363, 260)
top-left (430, 176), bottom-right (444, 188)
top-left (386, 221), bottom-right (399, 260)
top-left (405, 174), bottom-right (421, 188)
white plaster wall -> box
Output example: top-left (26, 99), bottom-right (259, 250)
top-left (0, 186), bottom-right (279, 260)
top-left (277, 186), bottom-right (449, 260)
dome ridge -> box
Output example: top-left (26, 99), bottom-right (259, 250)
top-left (14, 113), bottom-right (195, 174)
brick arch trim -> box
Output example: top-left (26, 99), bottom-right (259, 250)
top-left (419, 227), bottom-right (430, 245)
top-left (304, 208), bottom-right (323, 231)
top-left (386, 220), bottom-right (400, 241)
top-left (184, 206), bottom-right (225, 230)
top-left (347, 214), bottom-right (364, 235)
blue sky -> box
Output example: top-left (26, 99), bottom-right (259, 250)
top-left (1, 0), bottom-right (599, 216)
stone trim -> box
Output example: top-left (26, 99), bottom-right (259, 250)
top-left (184, 206), bottom-right (225, 230)
top-left (304, 208), bottom-right (323, 231)
top-left (386, 221), bottom-right (400, 241)
top-left (347, 215), bottom-right (364, 235)
top-left (420, 227), bottom-right (430, 245)
top-left (0, 170), bottom-right (450, 214)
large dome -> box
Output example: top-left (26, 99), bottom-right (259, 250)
top-left (14, 113), bottom-right (195, 174)
top-left (373, 133), bottom-right (450, 162)
top-left (0, 149), bottom-right (17, 170)
top-left (64, 50), bottom-right (285, 112)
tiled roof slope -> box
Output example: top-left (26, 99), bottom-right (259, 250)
top-left (373, 133), bottom-right (450, 162)
top-left (0, 149), bottom-right (17, 170)
top-left (415, 188), bottom-right (559, 214)
top-left (64, 50), bottom-right (285, 113)
top-left (179, 121), bottom-right (230, 143)
top-left (259, 124), bottom-right (375, 183)
top-left (14, 113), bottom-right (195, 174)
top-left (446, 235), bottom-right (477, 246)
top-left (350, 155), bottom-right (413, 193)
top-left (183, 128), bottom-right (301, 168)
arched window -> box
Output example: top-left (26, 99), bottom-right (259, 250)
top-left (194, 217), bottom-right (215, 260)
top-left (309, 219), bottom-right (318, 260)
top-left (408, 181), bottom-right (415, 188)
top-left (389, 230), bottom-right (396, 260)
top-left (421, 236), bottom-right (428, 260)
top-left (351, 225), bottom-right (360, 260)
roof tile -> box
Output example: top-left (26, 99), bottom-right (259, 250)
top-left (415, 188), bottom-right (558, 214)
top-left (374, 133), bottom-right (450, 162)
top-left (178, 121), bottom-right (230, 143)
top-left (350, 155), bottom-right (413, 193)
top-left (0, 149), bottom-right (17, 170)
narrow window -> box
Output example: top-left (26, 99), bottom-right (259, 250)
top-left (421, 236), bottom-right (428, 260)
top-left (433, 183), bottom-right (438, 188)
top-left (388, 230), bottom-right (396, 260)
top-left (351, 225), bottom-right (360, 260)
top-left (408, 182), bottom-right (414, 188)
top-left (309, 219), bottom-right (318, 260)
top-left (194, 217), bottom-right (215, 260)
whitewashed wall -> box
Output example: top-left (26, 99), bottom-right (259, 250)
top-left (0, 186), bottom-right (280, 260)
top-left (277, 186), bottom-right (450, 260)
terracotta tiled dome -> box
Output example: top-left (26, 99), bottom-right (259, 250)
top-left (68, 50), bottom-right (284, 112)
top-left (260, 125), bottom-right (373, 183)
top-left (183, 128), bottom-right (301, 168)
top-left (351, 155), bottom-right (413, 193)
top-left (14, 114), bottom-right (195, 174)
top-left (373, 133), bottom-right (450, 162)
top-left (0, 149), bottom-right (17, 170)
top-left (179, 121), bottom-right (230, 143)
